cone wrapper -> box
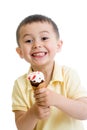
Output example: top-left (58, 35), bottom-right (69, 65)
top-left (32, 82), bottom-right (46, 91)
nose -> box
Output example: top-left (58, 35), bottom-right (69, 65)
top-left (32, 40), bottom-right (42, 49)
top-left (32, 45), bottom-right (41, 49)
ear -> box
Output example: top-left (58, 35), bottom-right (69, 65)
top-left (57, 40), bottom-right (63, 52)
top-left (16, 47), bottom-right (24, 58)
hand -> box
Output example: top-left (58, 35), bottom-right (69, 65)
top-left (34, 88), bottom-right (57, 107)
top-left (32, 103), bottom-right (50, 120)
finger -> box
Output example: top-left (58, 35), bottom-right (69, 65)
top-left (34, 88), bottom-right (46, 94)
top-left (35, 93), bottom-right (46, 99)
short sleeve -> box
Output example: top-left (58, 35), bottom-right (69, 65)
top-left (12, 79), bottom-right (29, 111)
top-left (63, 66), bottom-right (87, 99)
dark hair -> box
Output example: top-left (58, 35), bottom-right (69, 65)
top-left (16, 14), bottom-right (60, 46)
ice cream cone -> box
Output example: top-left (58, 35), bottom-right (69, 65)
top-left (32, 82), bottom-right (46, 90)
top-left (27, 71), bottom-right (45, 91)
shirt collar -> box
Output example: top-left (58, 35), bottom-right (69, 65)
top-left (51, 62), bottom-right (63, 83)
top-left (26, 69), bottom-right (33, 90)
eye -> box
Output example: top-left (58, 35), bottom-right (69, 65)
top-left (41, 37), bottom-right (49, 41)
top-left (25, 39), bottom-right (33, 44)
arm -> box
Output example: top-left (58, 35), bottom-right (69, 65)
top-left (34, 88), bottom-right (87, 120)
top-left (14, 103), bottom-right (50, 130)
top-left (55, 94), bottom-right (87, 120)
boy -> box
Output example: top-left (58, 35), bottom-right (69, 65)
top-left (12, 14), bottom-right (87, 130)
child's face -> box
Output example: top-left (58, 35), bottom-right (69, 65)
top-left (16, 22), bottom-right (62, 68)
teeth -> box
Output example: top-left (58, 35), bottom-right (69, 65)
top-left (33, 52), bottom-right (45, 56)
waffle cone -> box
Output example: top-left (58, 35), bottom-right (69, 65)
top-left (32, 82), bottom-right (45, 90)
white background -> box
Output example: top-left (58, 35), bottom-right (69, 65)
top-left (0, 0), bottom-right (87, 129)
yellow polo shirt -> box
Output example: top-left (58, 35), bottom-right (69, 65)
top-left (12, 63), bottom-right (87, 130)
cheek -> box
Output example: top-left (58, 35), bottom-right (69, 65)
top-left (21, 46), bottom-right (30, 57)
top-left (47, 43), bottom-right (58, 52)
top-left (46, 43), bottom-right (53, 49)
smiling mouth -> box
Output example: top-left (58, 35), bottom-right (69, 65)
top-left (31, 52), bottom-right (47, 57)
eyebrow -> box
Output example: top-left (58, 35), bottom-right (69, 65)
top-left (23, 31), bottom-right (49, 38)
top-left (23, 34), bottom-right (31, 38)
top-left (40, 31), bottom-right (49, 34)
